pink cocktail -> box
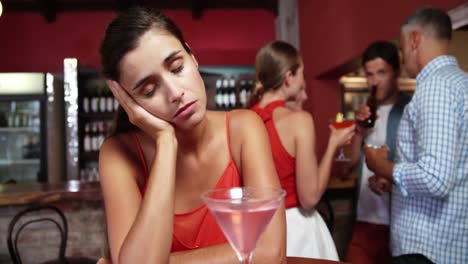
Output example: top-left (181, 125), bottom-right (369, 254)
top-left (201, 187), bottom-right (285, 264)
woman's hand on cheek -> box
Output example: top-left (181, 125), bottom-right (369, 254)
top-left (107, 80), bottom-right (175, 140)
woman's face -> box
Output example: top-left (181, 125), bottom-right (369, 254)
top-left (364, 57), bottom-right (399, 104)
top-left (118, 29), bottom-right (207, 129)
top-left (288, 62), bottom-right (305, 100)
top-left (286, 87), bottom-right (307, 111)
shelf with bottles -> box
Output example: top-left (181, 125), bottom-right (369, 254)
top-left (79, 161), bottom-right (100, 183)
top-left (81, 120), bottom-right (112, 156)
top-left (0, 159), bottom-right (40, 166)
top-left (0, 101), bottom-right (41, 129)
top-left (78, 119), bottom-right (107, 183)
top-left (79, 84), bottom-right (119, 118)
top-left (0, 127), bottom-right (40, 133)
top-left (0, 132), bottom-right (41, 162)
top-left (202, 75), bottom-right (256, 111)
top-left (80, 86), bottom-right (118, 118)
top-left (215, 78), bottom-right (256, 110)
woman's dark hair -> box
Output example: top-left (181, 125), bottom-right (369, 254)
top-left (100, 6), bottom-right (191, 135)
top-left (249, 40), bottom-right (301, 107)
top-left (100, 6), bottom-right (191, 81)
top-left (362, 40), bottom-right (400, 72)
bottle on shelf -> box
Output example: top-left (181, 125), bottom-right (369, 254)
top-left (113, 97), bottom-right (119, 112)
top-left (247, 80), bottom-right (255, 104)
top-left (106, 92), bottom-right (114, 113)
top-left (97, 121), bottom-right (106, 149)
top-left (99, 91), bottom-right (107, 113)
top-left (83, 123), bottom-right (91, 153)
top-left (239, 80), bottom-right (247, 108)
top-left (83, 97), bottom-right (89, 113)
top-left (222, 79), bottom-right (229, 110)
top-left (90, 96), bottom-right (99, 113)
top-left (91, 122), bottom-right (100, 152)
top-left (229, 78), bottom-right (237, 108)
top-left (215, 79), bottom-right (223, 109)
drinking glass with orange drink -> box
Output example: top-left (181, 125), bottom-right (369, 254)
top-left (331, 112), bottom-right (354, 162)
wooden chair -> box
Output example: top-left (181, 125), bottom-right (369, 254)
top-left (7, 205), bottom-right (97, 264)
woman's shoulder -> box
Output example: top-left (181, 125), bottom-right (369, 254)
top-left (276, 108), bottom-right (314, 126)
top-left (229, 109), bottom-right (266, 128)
top-left (290, 109), bottom-right (314, 123)
top-left (100, 131), bottom-right (140, 161)
top-left (99, 131), bottom-right (147, 189)
top-left (210, 109), bottom-right (266, 141)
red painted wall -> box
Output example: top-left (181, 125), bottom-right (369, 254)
top-left (0, 10), bottom-right (276, 72)
top-left (298, 0), bottom-right (466, 156)
top-left (1, 2), bottom-right (465, 157)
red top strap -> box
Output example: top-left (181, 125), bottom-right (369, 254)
top-left (251, 100), bottom-right (298, 209)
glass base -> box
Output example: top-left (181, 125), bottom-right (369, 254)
top-left (239, 251), bottom-right (253, 264)
top-left (335, 148), bottom-right (350, 162)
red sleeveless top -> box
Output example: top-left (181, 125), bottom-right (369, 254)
top-left (251, 100), bottom-right (298, 209)
top-left (131, 113), bottom-right (241, 252)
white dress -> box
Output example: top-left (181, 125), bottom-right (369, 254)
top-left (286, 207), bottom-right (339, 260)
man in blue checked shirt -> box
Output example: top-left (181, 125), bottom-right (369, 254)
top-left (363, 6), bottom-right (468, 264)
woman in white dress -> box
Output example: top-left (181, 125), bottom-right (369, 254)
top-left (250, 40), bottom-right (355, 260)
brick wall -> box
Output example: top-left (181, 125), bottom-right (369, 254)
top-left (0, 201), bottom-right (107, 263)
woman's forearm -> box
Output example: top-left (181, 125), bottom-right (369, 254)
top-left (316, 143), bottom-right (338, 199)
top-left (119, 133), bottom-right (178, 264)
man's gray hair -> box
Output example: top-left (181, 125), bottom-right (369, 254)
top-left (402, 6), bottom-right (452, 40)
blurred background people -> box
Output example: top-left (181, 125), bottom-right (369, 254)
top-left (250, 40), bottom-right (355, 260)
top-left (341, 40), bottom-right (411, 264)
top-left (365, 6), bottom-right (468, 264)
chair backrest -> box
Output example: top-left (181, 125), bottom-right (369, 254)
top-left (316, 196), bottom-right (335, 233)
top-left (7, 205), bottom-right (68, 264)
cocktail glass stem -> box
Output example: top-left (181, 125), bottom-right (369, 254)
top-left (335, 147), bottom-right (350, 162)
top-left (239, 251), bottom-right (253, 264)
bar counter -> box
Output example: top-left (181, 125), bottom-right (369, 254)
top-left (288, 257), bottom-right (348, 263)
top-left (0, 182), bottom-right (350, 263)
top-left (0, 181), bottom-right (102, 206)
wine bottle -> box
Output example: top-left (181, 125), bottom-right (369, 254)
top-left (222, 79), bottom-right (229, 110)
top-left (356, 85), bottom-right (377, 128)
top-left (215, 79), bottom-right (223, 109)
top-left (229, 78), bottom-right (237, 108)
top-left (239, 80), bottom-right (247, 108)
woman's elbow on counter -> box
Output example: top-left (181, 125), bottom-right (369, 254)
top-left (298, 195), bottom-right (320, 211)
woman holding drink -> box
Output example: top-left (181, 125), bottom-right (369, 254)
top-left (250, 40), bottom-right (354, 259)
top-left (98, 7), bottom-right (285, 264)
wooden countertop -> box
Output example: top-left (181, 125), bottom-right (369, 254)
top-left (96, 256), bottom-right (348, 264)
top-left (288, 257), bottom-right (349, 263)
top-left (0, 181), bottom-right (102, 206)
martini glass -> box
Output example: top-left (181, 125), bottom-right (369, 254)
top-left (331, 119), bottom-right (355, 162)
top-left (201, 187), bottom-right (285, 264)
